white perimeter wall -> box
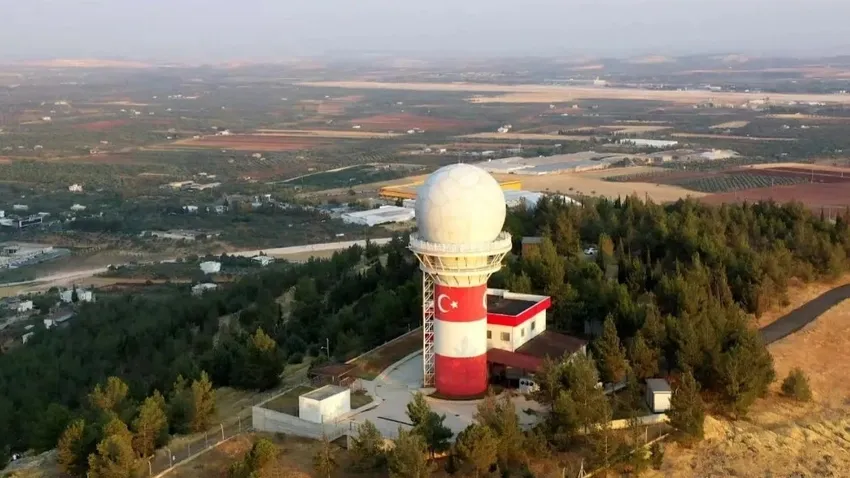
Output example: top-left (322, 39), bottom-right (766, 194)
top-left (487, 310), bottom-right (547, 352)
top-left (299, 389), bottom-right (351, 424)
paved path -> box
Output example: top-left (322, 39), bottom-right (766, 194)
top-left (760, 284), bottom-right (850, 344)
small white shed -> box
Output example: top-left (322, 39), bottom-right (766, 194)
top-left (646, 378), bottom-right (672, 413)
top-left (298, 385), bottom-right (350, 424)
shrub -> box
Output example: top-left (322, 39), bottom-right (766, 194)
top-left (781, 368), bottom-right (812, 402)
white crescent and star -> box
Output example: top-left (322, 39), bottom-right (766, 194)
top-left (437, 293), bottom-right (459, 313)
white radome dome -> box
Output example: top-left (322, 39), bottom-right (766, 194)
top-left (415, 163), bottom-right (506, 244)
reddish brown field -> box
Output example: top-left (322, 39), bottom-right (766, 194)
top-left (701, 182), bottom-right (850, 210)
top-left (349, 112), bottom-right (476, 132)
top-left (73, 119), bottom-right (131, 132)
top-left (747, 166), bottom-right (850, 183)
top-left (172, 135), bottom-right (324, 152)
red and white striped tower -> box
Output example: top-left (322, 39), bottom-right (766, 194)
top-left (410, 164), bottom-right (511, 398)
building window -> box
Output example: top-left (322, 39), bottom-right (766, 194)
top-left (487, 330), bottom-right (492, 339)
top-left (500, 332), bottom-right (510, 342)
top-left (521, 328), bottom-right (526, 337)
top-left (531, 320), bottom-right (536, 331)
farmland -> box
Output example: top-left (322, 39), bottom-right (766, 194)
top-left (348, 112), bottom-right (477, 132)
top-left (710, 120), bottom-right (750, 129)
top-left (299, 80), bottom-right (850, 105)
top-left (606, 170), bottom-right (813, 193)
top-left (72, 119), bottom-right (131, 132)
top-left (459, 132), bottom-right (592, 141)
top-left (168, 135), bottom-right (325, 152)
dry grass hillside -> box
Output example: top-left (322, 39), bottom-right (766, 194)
top-left (653, 299), bottom-right (850, 477)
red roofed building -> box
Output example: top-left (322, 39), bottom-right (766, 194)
top-left (485, 288), bottom-right (587, 382)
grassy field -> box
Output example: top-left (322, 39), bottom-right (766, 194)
top-left (350, 328), bottom-right (422, 380)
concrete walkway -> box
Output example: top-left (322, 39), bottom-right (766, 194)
top-left (349, 352), bottom-right (545, 439)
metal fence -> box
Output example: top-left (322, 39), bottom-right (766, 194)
top-left (146, 377), bottom-right (313, 477)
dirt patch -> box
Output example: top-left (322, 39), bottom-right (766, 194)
top-left (73, 119), bottom-right (131, 132)
top-left (709, 120), bottom-right (750, 129)
top-left (169, 433), bottom-right (331, 478)
top-left (349, 112), bottom-right (477, 132)
top-left (602, 125), bottom-right (672, 134)
top-left (491, 171), bottom-right (705, 202)
top-left (671, 132), bottom-right (796, 141)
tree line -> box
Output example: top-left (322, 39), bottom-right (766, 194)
top-left (0, 236), bottom-right (419, 467)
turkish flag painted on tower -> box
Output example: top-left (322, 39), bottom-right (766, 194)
top-left (434, 284), bottom-right (487, 322)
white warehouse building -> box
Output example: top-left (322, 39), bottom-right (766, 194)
top-left (199, 261), bottom-right (221, 274)
top-left (341, 205), bottom-right (415, 227)
top-left (618, 138), bottom-right (679, 148)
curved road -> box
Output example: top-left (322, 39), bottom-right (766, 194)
top-left (760, 284), bottom-right (850, 344)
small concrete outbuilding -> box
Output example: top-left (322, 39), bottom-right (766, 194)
top-left (298, 385), bottom-right (350, 424)
top-left (646, 378), bottom-right (672, 413)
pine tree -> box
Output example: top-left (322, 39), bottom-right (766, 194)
top-left (58, 418), bottom-right (86, 477)
top-left (473, 394), bottom-right (526, 470)
top-left (88, 376), bottom-right (130, 418)
top-left (87, 419), bottom-right (139, 478)
top-left (454, 424), bottom-right (498, 478)
top-left (628, 332), bottom-right (659, 381)
top-left (350, 420), bottom-right (386, 471)
top-left (595, 315), bottom-right (628, 384)
top-left (405, 393), bottom-right (452, 456)
top-left (132, 393), bottom-right (169, 458)
top-left (312, 434), bottom-right (336, 478)
top-left (387, 427), bottom-right (434, 478)
top-left (564, 354), bottom-right (612, 436)
top-left (189, 371), bottom-right (216, 432)
top-left (668, 370), bottom-right (705, 442)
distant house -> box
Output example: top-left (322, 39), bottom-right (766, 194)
top-left (192, 283), bottom-right (218, 296)
top-left (199, 261), bottom-right (221, 274)
top-left (211, 205), bottom-right (228, 214)
top-left (521, 237), bottom-right (543, 256)
top-left (41, 116), bottom-right (52, 122)
top-left (16, 300), bottom-right (33, 313)
top-left (12, 204), bottom-right (28, 211)
top-left (183, 205), bottom-right (199, 213)
top-left (70, 204), bottom-right (86, 212)
top-left (60, 288), bottom-right (95, 304)
top-left (252, 255), bottom-right (275, 267)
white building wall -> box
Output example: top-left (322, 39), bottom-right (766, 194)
top-left (486, 310), bottom-right (548, 352)
top-left (16, 300), bottom-right (33, 313)
top-left (647, 391), bottom-right (672, 413)
top-left (298, 389), bottom-right (351, 424)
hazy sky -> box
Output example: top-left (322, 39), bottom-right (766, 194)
top-left (1, 0), bottom-right (848, 61)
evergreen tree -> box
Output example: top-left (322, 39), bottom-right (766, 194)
top-left (350, 420), bottom-right (386, 471)
top-left (668, 370), bottom-right (705, 442)
top-left (87, 419), bottom-right (139, 478)
top-left (405, 393), bottom-right (452, 456)
top-left (33, 403), bottom-right (71, 453)
top-left (58, 419), bottom-right (86, 477)
top-left (628, 332), bottom-right (659, 381)
top-left (131, 392), bottom-right (169, 458)
top-left (189, 371), bottom-right (216, 432)
top-left (88, 376), bottom-right (131, 419)
top-left (387, 427), bottom-right (434, 478)
top-left (454, 424), bottom-right (498, 478)
top-left (595, 315), bottom-right (629, 384)
top-left (473, 394), bottom-right (527, 471)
